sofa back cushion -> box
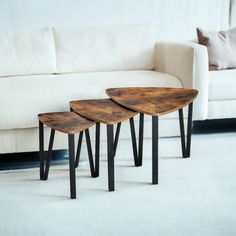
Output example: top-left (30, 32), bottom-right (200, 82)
top-left (54, 25), bottom-right (156, 73)
top-left (0, 28), bottom-right (56, 77)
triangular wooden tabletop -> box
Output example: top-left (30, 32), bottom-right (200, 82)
top-left (38, 112), bottom-right (95, 134)
top-left (106, 87), bottom-right (198, 116)
top-left (70, 99), bottom-right (137, 125)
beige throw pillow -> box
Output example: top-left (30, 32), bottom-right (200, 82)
top-left (197, 27), bottom-right (236, 70)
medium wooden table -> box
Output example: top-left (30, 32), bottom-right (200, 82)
top-left (106, 87), bottom-right (198, 184)
top-left (70, 98), bottom-right (138, 191)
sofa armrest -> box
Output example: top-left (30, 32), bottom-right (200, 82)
top-left (155, 42), bottom-right (209, 120)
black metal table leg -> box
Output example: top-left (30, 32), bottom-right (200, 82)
top-left (152, 116), bottom-right (159, 185)
top-left (107, 124), bottom-right (115, 191)
top-left (178, 108), bottom-right (187, 158)
top-left (186, 102), bottom-right (193, 157)
top-left (39, 121), bottom-right (44, 180)
top-left (129, 117), bottom-right (139, 166)
top-left (85, 129), bottom-right (96, 177)
top-left (178, 103), bottom-right (194, 158)
top-left (114, 122), bottom-right (121, 156)
top-left (75, 131), bottom-right (83, 168)
top-left (138, 113), bottom-right (144, 166)
top-left (43, 129), bottom-right (55, 180)
top-left (68, 134), bottom-right (76, 199)
top-left (95, 122), bottom-right (100, 177)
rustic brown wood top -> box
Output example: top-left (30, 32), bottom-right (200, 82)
top-left (38, 112), bottom-right (95, 134)
top-left (106, 87), bottom-right (198, 116)
top-left (70, 99), bottom-right (137, 125)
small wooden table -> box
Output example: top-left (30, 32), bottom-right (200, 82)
top-left (38, 112), bottom-right (95, 199)
top-left (106, 87), bottom-right (198, 184)
top-left (70, 99), bottom-right (138, 191)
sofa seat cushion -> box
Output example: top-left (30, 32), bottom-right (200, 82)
top-left (209, 69), bottom-right (236, 100)
top-left (208, 100), bottom-right (236, 119)
top-left (54, 25), bottom-right (156, 73)
top-left (0, 28), bottom-right (56, 77)
top-left (0, 70), bottom-right (182, 129)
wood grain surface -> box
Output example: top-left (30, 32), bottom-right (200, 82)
top-left (70, 99), bottom-right (137, 124)
top-left (106, 87), bottom-right (198, 116)
top-left (38, 112), bottom-right (95, 134)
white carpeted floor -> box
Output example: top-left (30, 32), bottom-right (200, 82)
top-left (1, 133), bottom-right (236, 236)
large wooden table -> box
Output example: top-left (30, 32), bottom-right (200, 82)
top-left (106, 87), bottom-right (198, 184)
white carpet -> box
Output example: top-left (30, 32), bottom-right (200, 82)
top-left (0, 133), bottom-right (236, 236)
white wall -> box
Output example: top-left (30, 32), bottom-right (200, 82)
top-left (230, 0), bottom-right (236, 27)
top-left (0, 0), bottom-right (231, 41)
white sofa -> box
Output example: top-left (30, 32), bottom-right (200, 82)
top-left (0, 25), bottom-right (203, 154)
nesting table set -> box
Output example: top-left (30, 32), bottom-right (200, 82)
top-left (38, 87), bottom-right (198, 199)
